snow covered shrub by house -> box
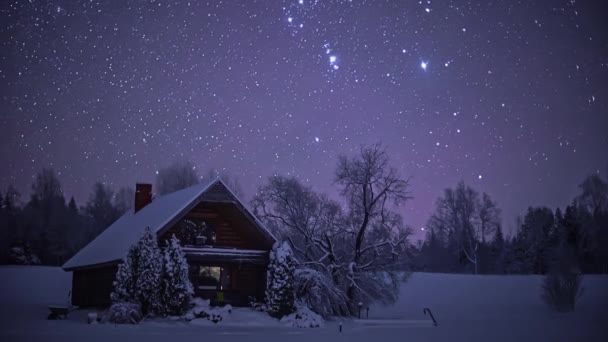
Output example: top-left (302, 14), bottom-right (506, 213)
top-left (265, 241), bottom-right (296, 318)
top-left (103, 302), bottom-right (143, 324)
top-left (111, 227), bottom-right (163, 315)
top-left (160, 234), bottom-right (193, 316)
top-left (294, 267), bottom-right (351, 318)
top-left (184, 298), bottom-right (232, 323)
top-left (280, 301), bottom-right (324, 328)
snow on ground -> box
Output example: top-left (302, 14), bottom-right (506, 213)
top-left (1, 266), bottom-right (607, 342)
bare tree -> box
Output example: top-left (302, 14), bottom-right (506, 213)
top-left (155, 160), bottom-right (200, 195)
top-left (427, 181), bottom-right (501, 274)
top-left (478, 192), bottom-right (501, 244)
top-left (252, 144), bottom-right (412, 312)
top-left (251, 176), bottom-right (343, 266)
top-left (113, 186), bottom-right (134, 214)
top-left (577, 174), bottom-right (608, 216)
top-left (335, 143), bottom-right (411, 301)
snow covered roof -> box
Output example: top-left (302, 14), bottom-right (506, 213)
top-left (62, 178), bottom-right (275, 270)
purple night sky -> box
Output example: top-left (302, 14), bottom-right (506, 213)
top-left (1, 0), bottom-right (607, 239)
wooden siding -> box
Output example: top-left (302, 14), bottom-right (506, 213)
top-left (72, 266), bottom-right (117, 307)
top-left (159, 202), bottom-right (268, 250)
top-left (200, 182), bottom-right (237, 202)
top-left (188, 261), bottom-right (266, 305)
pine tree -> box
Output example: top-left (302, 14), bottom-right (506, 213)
top-left (111, 246), bottom-right (139, 304)
top-left (134, 227), bottom-right (163, 314)
top-left (160, 235), bottom-right (193, 316)
top-left (111, 227), bottom-right (162, 315)
top-left (491, 226), bottom-right (505, 273)
top-left (265, 241), bottom-right (296, 318)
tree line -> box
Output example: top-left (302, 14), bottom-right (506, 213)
top-left (0, 161), bottom-right (242, 266)
top-left (1, 146), bottom-right (606, 284)
top-left (411, 174), bottom-right (608, 275)
top-left (0, 169), bottom-right (133, 265)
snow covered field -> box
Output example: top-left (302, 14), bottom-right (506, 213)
top-left (1, 266), bottom-right (607, 341)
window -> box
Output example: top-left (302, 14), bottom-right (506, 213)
top-left (195, 266), bottom-right (231, 290)
top-left (197, 266), bottom-right (220, 290)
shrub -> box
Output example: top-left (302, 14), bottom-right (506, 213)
top-left (104, 302), bottom-right (143, 324)
top-left (542, 271), bottom-right (584, 312)
top-left (280, 302), bottom-right (324, 328)
top-left (294, 267), bottom-right (351, 318)
top-left (184, 298), bottom-right (232, 323)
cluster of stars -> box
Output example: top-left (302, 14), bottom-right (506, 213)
top-left (0, 0), bottom-right (605, 235)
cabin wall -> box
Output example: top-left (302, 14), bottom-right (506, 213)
top-left (72, 266), bottom-right (117, 307)
top-left (159, 203), bottom-right (264, 250)
top-left (188, 260), bottom-right (266, 305)
top-left (200, 182), bottom-right (237, 202)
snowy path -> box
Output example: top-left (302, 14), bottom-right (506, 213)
top-left (1, 266), bottom-right (607, 342)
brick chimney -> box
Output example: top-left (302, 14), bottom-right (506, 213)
top-left (134, 183), bottom-right (152, 213)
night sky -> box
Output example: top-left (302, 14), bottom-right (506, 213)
top-left (1, 0), bottom-right (607, 238)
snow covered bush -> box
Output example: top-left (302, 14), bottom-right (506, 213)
top-left (280, 301), bottom-right (324, 328)
top-left (265, 241), bottom-right (296, 318)
top-left (104, 302), bottom-right (143, 324)
top-left (185, 298), bottom-right (232, 323)
top-left (111, 227), bottom-right (163, 315)
top-left (160, 235), bottom-right (193, 316)
top-left (8, 244), bottom-right (41, 265)
top-left (294, 267), bottom-right (351, 318)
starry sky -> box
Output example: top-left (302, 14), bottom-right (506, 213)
top-left (1, 0), bottom-right (607, 238)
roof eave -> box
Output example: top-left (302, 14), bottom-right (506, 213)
top-left (62, 259), bottom-right (121, 272)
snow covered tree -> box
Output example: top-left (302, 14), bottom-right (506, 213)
top-left (111, 246), bottom-right (138, 304)
top-left (160, 235), bottom-right (193, 316)
top-left (134, 227), bottom-right (163, 314)
top-left (265, 241), bottom-right (296, 318)
top-left (111, 227), bottom-right (162, 315)
top-left (294, 267), bottom-right (351, 318)
top-left (253, 144), bottom-right (412, 315)
top-left (335, 144), bottom-right (411, 302)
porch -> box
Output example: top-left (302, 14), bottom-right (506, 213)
top-left (184, 247), bottom-right (269, 306)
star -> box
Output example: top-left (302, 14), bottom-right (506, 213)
top-left (315, 137), bottom-right (320, 143)
top-left (287, 17), bottom-right (293, 23)
top-left (420, 61), bottom-right (428, 70)
top-left (329, 55), bottom-right (337, 64)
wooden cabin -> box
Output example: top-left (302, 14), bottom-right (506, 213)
top-left (62, 179), bottom-right (276, 307)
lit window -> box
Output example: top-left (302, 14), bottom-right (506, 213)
top-left (196, 266), bottom-right (231, 290)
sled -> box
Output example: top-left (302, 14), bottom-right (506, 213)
top-left (47, 290), bottom-right (78, 320)
top-left (47, 305), bottom-right (78, 320)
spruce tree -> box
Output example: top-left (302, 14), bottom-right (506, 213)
top-left (134, 227), bottom-right (163, 314)
top-left (111, 245), bottom-right (139, 304)
top-left (491, 226), bottom-right (505, 273)
top-left (265, 241), bottom-right (296, 318)
top-left (160, 235), bottom-right (193, 316)
top-left (111, 227), bottom-right (162, 315)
